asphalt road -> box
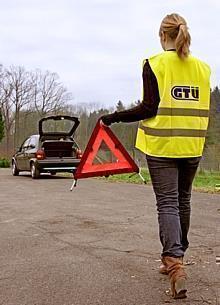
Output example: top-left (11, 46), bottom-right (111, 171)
top-left (0, 168), bottom-right (219, 305)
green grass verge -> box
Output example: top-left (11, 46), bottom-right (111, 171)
top-left (0, 158), bottom-right (10, 168)
top-left (103, 168), bottom-right (151, 184)
top-left (103, 168), bottom-right (220, 194)
top-left (193, 170), bottom-right (220, 193)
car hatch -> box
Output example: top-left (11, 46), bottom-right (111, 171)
top-left (39, 115), bottom-right (80, 138)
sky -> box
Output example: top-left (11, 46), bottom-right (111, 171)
top-left (0, 0), bottom-right (219, 107)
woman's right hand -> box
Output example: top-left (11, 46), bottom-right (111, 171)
top-left (99, 119), bottom-right (108, 127)
top-left (99, 115), bottom-right (112, 126)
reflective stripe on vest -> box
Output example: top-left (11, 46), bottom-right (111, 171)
top-left (135, 51), bottom-right (211, 158)
top-left (139, 124), bottom-right (207, 137)
top-left (157, 107), bottom-right (209, 117)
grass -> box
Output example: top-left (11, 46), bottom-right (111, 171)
top-left (193, 170), bottom-right (220, 193)
top-left (103, 168), bottom-right (151, 184)
top-left (102, 168), bottom-right (220, 194)
top-left (0, 158), bottom-right (10, 168)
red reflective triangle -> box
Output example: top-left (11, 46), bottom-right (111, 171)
top-left (74, 121), bottom-right (139, 179)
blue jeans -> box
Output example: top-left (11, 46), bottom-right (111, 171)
top-left (146, 155), bottom-right (201, 258)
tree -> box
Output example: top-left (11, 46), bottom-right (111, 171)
top-left (207, 87), bottom-right (220, 145)
top-left (4, 66), bottom-right (33, 149)
top-left (0, 68), bottom-right (14, 153)
top-left (31, 69), bottom-right (72, 117)
top-left (0, 62), bottom-right (75, 156)
top-left (116, 100), bottom-right (125, 111)
top-left (0, 109), bottom-right (4, 142)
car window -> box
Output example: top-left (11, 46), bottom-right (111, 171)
top-left (22, 138), bottom-right (30, 150)
top-left (29, 136), bottom-right (37, 148)
top-left (42, 118), bottom-right (75, 134)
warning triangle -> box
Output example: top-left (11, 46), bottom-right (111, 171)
top-left (74, 121), bottom-right (139, 179)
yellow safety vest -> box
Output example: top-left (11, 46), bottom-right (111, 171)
top-left (135, 51), bottom-right (211, 158)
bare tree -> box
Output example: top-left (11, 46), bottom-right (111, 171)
top-left (0, 109), bottom-right (4, 143)
top-left (0, 68), bottom-right (14, 154)
top-left (31, 69), bottom-right (72, 117)
top-left (4, 66), bottom-right (33, 149)
top-left (0, 64), bottom-right (74, 156)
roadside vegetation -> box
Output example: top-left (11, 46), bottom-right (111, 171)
top-left (103, 168), bottom-right (220, 193)
top-left (193, 170), bottom-right (220, 192)
top-left (0, 110), bottom-right (4, 143)
top-left (0, 158), bottom-right (10, 168)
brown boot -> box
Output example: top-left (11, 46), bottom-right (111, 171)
top-left (163, 256), bottom-right (187, 299)
top-left (159, 256), bottom-right (183, 275)
top-left (159, 257), bottom-right (168, 275)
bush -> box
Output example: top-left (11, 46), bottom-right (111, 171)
top-left (0, 158), bottom-right (10, 168)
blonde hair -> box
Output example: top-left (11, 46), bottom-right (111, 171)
top-left (159, 13), bottom-right (191, 59)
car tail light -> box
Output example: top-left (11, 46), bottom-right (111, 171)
top-left (76, 149), bottom-right (83, 159)
top-left (35, 149), bottom-right (45, 160)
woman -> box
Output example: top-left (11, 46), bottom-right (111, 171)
top-left (100, 13), bottom-right (211, 299)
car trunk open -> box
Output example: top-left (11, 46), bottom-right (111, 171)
top-left (38, 115), bottom-right (80, 159)
top-left (42, 140), bottom-right (76, 158)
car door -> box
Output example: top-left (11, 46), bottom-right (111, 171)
top-left (16, 138), bottom-right (30, 170)
top-left (24, 136), bottom-right (39, 170)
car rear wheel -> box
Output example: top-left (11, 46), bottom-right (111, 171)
top-left (31, 163), bottom-right (40, 179)
top-left (12, 161), bottom-right (19, 176)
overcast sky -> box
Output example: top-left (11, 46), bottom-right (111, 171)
top-left (0, 0), bottom-right (219, 107)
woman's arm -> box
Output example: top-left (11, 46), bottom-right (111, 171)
top-left (101, 60), bottom-right (160, 126)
